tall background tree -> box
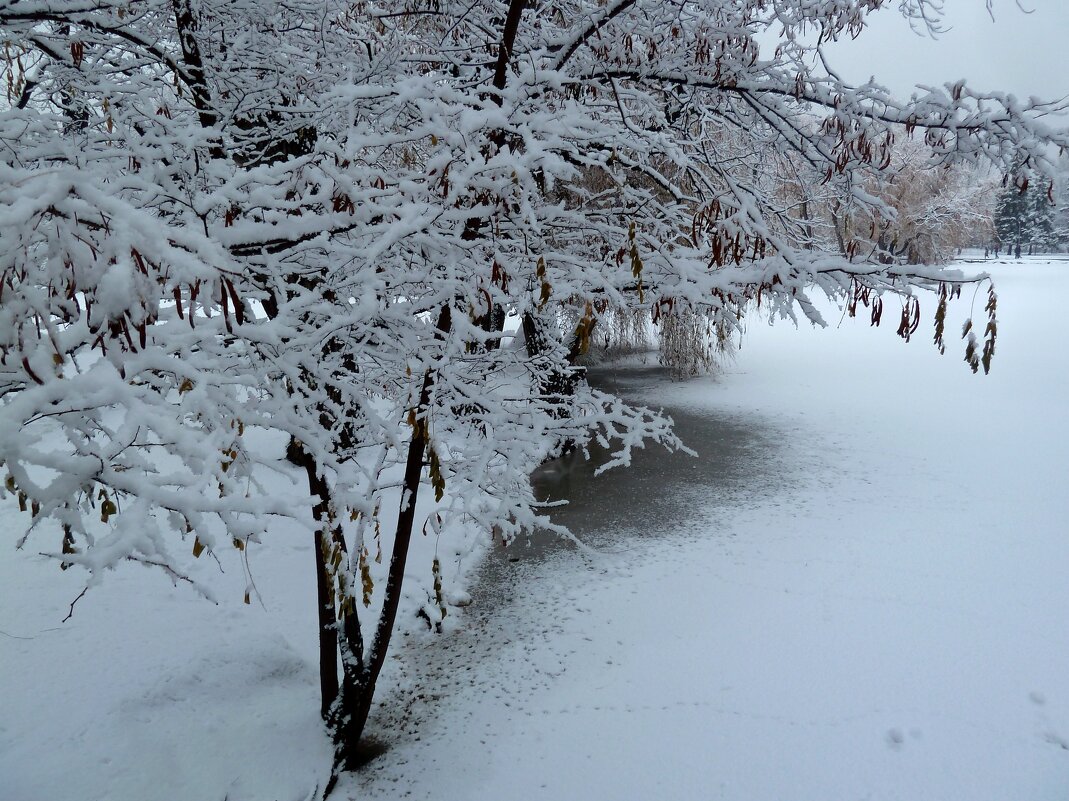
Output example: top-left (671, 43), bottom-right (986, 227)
top-left (995, 179), bottom-right (1059, 256)
top-left (828, 138), bottom-right (997, 264)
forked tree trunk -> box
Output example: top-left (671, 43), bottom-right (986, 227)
top-left (292, 391), bottom-right (432, 792)
top-left (331, 364), bottom-right (435, 767)
top-left (322, 306), bottom-right (450, 794)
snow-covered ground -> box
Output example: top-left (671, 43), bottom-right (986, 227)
top-left (3, 259), bottom-right (1068, 800)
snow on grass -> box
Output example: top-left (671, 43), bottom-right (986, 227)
top-left (3, 259), bottom-right (1069, 800)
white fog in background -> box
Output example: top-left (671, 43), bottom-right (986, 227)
top-left (786, 1), bottom-right (1069, 104)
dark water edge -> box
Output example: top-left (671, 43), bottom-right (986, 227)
top-left (520, 363), bottom-right (781, 557)
top-left (355, 363), bottom-right (790, 785)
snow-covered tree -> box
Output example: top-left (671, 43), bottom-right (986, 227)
top-left (1056, 174), bottom-right (1069, 252)
top-left (831, 139), bottom-right (997, 264)
top-left (995, 177), bottom-right (1058, 256)
top-left (3, 0), bottom-right (1067, 784)
top-left (1027, 182), bottom-right (1057, 254)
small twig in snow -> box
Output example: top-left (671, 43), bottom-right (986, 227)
top-left (62, 587), bottom-right (88, 623)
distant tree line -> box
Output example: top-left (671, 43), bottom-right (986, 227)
top-left (810, 146), bottom-right (1069, 263)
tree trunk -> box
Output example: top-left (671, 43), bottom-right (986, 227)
top-left (286, 440), bottom-right (341, 718)
top-left (324, 305), bottom-right (450, 790)
top-left (521, 310), bottom-right (592, 457)
top-left (522, 310), bottom-right (589, 401)
top-left (332, 369), bottom-right (432, 766)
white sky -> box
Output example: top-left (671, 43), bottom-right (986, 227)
top-left (815, 0), bottom-right (1069, 103)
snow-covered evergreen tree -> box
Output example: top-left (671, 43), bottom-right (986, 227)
top-left (995, 179), bottom-right (1058, 256)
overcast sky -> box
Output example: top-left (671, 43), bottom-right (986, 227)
top-left (816, 0), bottom-right (1069, 104)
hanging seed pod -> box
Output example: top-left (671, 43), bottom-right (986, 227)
top-left (981, 284), bottom-right (998, 375)
top-left (933, 284), bottom-right (948, 355)
top-left (432, 557), bottom-right (447, 619)
top-left (360, 548), bottom-right (374, 606)
top-left (536, 257), bottom-right (551, 309)
top-left (428, 447), bottom-right (446, 502)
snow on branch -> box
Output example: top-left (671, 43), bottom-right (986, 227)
top-left (1, 0), bottom-right (1063, 590)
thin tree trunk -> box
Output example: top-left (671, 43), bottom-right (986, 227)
top-left (326, 304), bottom-right (452, 783)
top-left (287, 440), bottom-right (342, 718)
top-left (332, 367), bottom-right (434, 766)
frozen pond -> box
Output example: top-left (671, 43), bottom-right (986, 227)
top-left (527, 365), bottom-right (783, 547)
top-left (358, 260), bottom-right (1069, 801)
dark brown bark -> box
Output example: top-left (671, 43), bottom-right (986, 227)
top-left (521, 311), bottom-right (590, 459)
top-left (326, 304), bottom-right (451, 781)
top-left (170, 0), bottom-right (222, 153)
top-left (491, 0), bottom-right (529, 100)
top-left (333, 367), bottom-right (435, 767)
top-left (287, 439), bottom-right (341, 719)
top-left (307, 459), bottom-right (341, 718)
